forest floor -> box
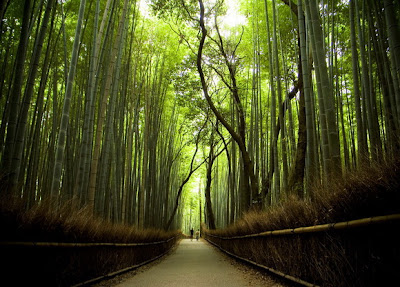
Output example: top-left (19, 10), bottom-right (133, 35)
top-left (92, 238), bottom-right (290, 287)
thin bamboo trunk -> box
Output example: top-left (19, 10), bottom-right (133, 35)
top-left (355, 0), bottom-right (381, 160)
top-left (12, 0), bottom-right (55, 189)
top-left (306, 0), bottom-right (341, 177)
top-left (51, 0), bottom-right (87, 199)
top-left (349, 0), bottom-right (368, 163)
top-left (1, 0), bottom-right (31, 193)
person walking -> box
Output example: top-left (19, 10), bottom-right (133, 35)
top-left (195, 229), bottom-right (200, 241)
top-left (190, 228), bottom-right (194, 241)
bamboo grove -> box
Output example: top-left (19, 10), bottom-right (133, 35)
top-left (0, 0), bottom-right (399, 231)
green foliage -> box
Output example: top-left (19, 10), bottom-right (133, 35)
top-left (149, 0), bottom-right (199, 21)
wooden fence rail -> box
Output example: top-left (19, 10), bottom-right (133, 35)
top-left (205, 213), bottom-right (400, 239)
top-left (203, 214), bottom-right (400, 287)
top-left (205, 237), bottom-right (320, 287)
top-left (1, 234), bottom-right (181, 286)
top-left (0, 234), bottom-right (178, 248)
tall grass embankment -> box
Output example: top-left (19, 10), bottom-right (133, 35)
top-left (204, 159), bottom-right (400, 287)
top-left (0, 198), bottom-right (180, 286)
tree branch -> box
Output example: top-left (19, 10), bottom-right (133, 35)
top-left (164, 113), bottom-right (208, 230)
top-left (196, 0), bottom-right (244, 150)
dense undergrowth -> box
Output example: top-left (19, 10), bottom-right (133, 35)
top-left (0, 197), bottom-right (179, 243)
top-left (0, 197), bottom-right (180, 286)
top-left (1, 159), bottom-right (399, 286)
top-left (208, 158), bottom-right (400, 237)
top-left (204, 158), bottom-right (400, 287)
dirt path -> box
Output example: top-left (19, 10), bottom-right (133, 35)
top-left (107, 239), bottom-right (287, 287)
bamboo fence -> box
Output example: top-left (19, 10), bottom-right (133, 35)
top-left (205, 213), bottom-right (400, 239)
top-left (204, 213), bottom-right (400, 287)
top-left (1, 234), bottom-right (181, 286)
top-left (0, 234), bottom-right (178, 247)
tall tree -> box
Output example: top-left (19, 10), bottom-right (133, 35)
top-left (197, 0), bottom-right (258, 211)
top-left (51, 0), bottom-right (87, 199)
top-left (11, 0), bottom-right (56, 188)
top-left (305, 0), bottom-right (341, 178)
top-left (1, 0), bottom-right (31, 192)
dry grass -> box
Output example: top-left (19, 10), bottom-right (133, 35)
top-left (0, 196), bottom-right (179, 243)
top-left (209, 158), bottom-right (400, 238)
top-left (0, 196), bottom-right (180, 286)
top-left (204, 158), bottom-right (400, 287)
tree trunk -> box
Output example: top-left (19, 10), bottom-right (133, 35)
top-left (1, 0), bottom-right (31, 193)
top-left (197, 0), bottom-right (258, 211)
top-left (204, 140), bottom-right (217, 230)
top-left (12, 0), bottom-right (56, 188)
top-left (383, 0), bottom-right (400, 128)
top-left (51, 0), bottom-right (87, 199)
top-left (349, 0), bottom-right (368, 164)
top-left (306, 0), bottom-right (341, 177)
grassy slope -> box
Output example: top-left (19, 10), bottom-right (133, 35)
top-left (0, 198), bottom-right (179, 243)
top-left (208, 158), bottom-right (400, 237)
top-left (203, 159), bottom-right (400, 287)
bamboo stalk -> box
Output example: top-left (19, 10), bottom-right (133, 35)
top-left (205, 214), bottom-right (400, 239)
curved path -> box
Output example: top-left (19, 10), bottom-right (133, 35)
top-left (113, 239), bottom-right (286, 287)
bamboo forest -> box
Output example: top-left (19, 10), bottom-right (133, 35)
top-left (1, 0), bottom-right (400, 286)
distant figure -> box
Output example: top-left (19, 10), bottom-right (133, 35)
top-left (195, 229), bottom-right (200, 241)
top-left (190, 228), bottom-right (194, 241)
